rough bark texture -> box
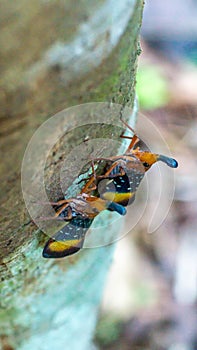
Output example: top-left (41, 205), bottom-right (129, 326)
top-left (0, 1), bottom-right (144, 349)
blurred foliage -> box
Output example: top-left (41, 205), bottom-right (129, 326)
top-left (95, 315), bottom-right (122, 347)
top-left (136, 65), bottom-right (169, 109)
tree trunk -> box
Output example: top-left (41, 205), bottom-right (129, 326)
top-left (0, 1), bottom-right (144, 349)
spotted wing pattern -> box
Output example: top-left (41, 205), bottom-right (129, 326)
top-left (98, 158), bottom-right (145, 207)
top-left (42, 217), bottom-right (93, 258)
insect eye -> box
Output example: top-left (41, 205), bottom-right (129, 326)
top-left (143, 162), bottom-right (149, 168)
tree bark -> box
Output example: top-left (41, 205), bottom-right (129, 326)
top-left (0, 1), bottom-right (144, 349)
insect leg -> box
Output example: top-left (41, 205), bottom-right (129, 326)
top-left (120, 117), bottom-right (140, 151)
top-left (97, 160), bottom-right (125, 178)
top-left (55, 205), bottom-right (73, 219)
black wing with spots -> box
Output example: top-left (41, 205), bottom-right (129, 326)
top-left (98, 159), bottom-right (145, 207)
top-left (42, 216), bottom-right (93, 258)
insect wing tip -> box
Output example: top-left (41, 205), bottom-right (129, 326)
top-left (42, 217), bottom-right (93, 258)
top-left (42, 237), bottom-right (82, 258)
